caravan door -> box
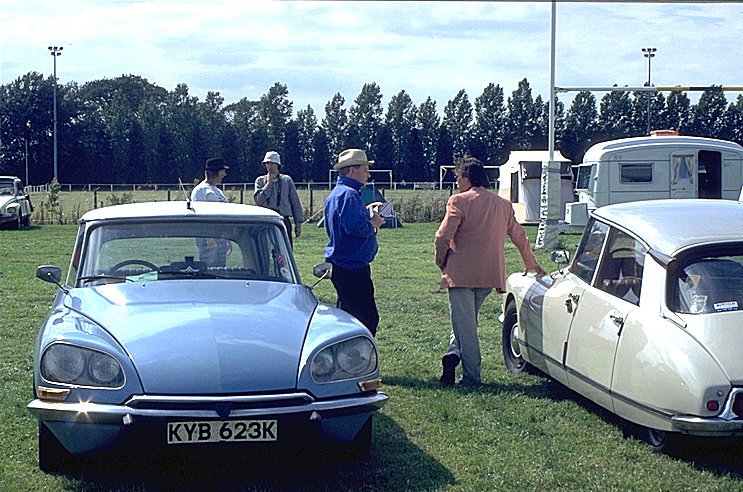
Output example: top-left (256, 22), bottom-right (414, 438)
top-left (670, 152), bottom-right (697, 199)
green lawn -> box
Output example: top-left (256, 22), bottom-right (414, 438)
top-left (3, 223), bottom-right (743, 491)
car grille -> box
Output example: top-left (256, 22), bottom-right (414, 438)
top-left (126, 393), bottom-right (313, 412)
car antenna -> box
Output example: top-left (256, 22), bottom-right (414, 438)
top-left (178, 179), bottom-right (193, 210)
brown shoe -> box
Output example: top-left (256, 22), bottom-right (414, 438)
top-left (440, 354), bottom-right (460, 385)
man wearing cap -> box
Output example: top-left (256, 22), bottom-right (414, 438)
top-left (192, 157), bottom-right (229, 203)
top-left (323, 148), bottom-right (386, 336)
top-left (191, 157), bottom-right (230, 266)
top-left (254, 151), bottom-right (304, 248)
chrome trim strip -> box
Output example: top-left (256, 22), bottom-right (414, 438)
top-left (28, 392), bottom-right (388, 424)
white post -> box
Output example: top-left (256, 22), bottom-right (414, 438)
top-left (536, 1), bottom-right (560, 250)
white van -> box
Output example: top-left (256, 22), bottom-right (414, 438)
top-left (566, 131), bottom-right (743, 225)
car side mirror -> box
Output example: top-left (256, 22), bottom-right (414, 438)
top-left (312, 262), bottom-right (332, 280)
top-left (551, 250), bottom-right (570, 265)
top-left (310, 262), bottom-right (332, 289)
top-left (36, 265), bottom-right (62, 285)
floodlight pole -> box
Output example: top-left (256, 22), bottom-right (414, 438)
top-left (48, 46), bottom-right (63, 183)
top-left (642, 47), bottom-right (656, 135)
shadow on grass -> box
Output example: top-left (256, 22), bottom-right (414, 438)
top-left (388, 373), bottom-right (743, 479)
top-left (49, 414), bottom-right (454, 491)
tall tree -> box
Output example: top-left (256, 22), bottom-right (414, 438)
top-left (691, 87), bottom-right (728, 138)
top-left (224, 97), bottom-right (260, 181)
top-left (561, 91), bottom-right (598, 163)
top-left (257, 82), bottom-right (293, 151)
top-left (472, 83), bottom-right (507, 165)
top-left (598, 89), bottom-right (635, 140)
top-left (348, 83), bottom-right (384, 158)
top-left (664, 91), bottom-right (693, 135)
top-left (296, 105), bottom-right (318, 181)
top-left (442, 89), bottom-right (472, 159)
top-left (417, 97), bottom-right (440, 181)
top-left (321, 93), bottom-right (348, 158)
top-left (385, 90), bottom-right (418, 180)
top-left (506, 78), bottom-right (540, 151)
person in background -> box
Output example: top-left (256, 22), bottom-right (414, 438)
top-left (253, 151), bottom-right (304, 248)
top-left (434, 156), bottom-right (545, 385)
top-left (191, 157), bottom-right (228, 203)
top-left (323, 148), bottom-right (385, 336)
top-left (191, 157), bottom-right (230, 266)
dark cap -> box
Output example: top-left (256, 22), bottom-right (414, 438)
top-left (205, 157), bottom-right (229, 171)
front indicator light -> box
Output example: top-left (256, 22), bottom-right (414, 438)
top-left (358, 378), bottom-right (382, 392)
top-left (37, 386), bottom-right (70, 402)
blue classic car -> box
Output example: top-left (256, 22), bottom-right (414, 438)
top-left (502, 199), bottom-right (743, 454)
top-left (29, 201), bottom-right (387, 472)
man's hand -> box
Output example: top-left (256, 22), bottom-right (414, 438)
top-left (370, 213), bottom-right (385, 229)
top-left (523, 264), bottom-right (547, 276)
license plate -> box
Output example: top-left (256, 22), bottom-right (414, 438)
top-left (167, 420), bottom-right (278, 444)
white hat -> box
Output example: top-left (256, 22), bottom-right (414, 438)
top-left (263, 151), bottom-right (282, 166)
top-left (334, 148), bottom-right (374, 171)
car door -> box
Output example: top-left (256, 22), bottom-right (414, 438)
top-left (538, 220), bottom-right (609, 385)
top-left (564, 228), bottom-right (646, 412)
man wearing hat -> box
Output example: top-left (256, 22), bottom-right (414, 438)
top-left (323, 148), bottom-right (386, 336)
top-left (191, 157), bottom-right (229, 203)
top-left (254, 151), bottom-right (304, 248)
top-left (191, 157), bottom-right (230, 266)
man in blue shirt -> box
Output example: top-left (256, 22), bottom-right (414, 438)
top-left (324, 149), bottom-right (386, 335)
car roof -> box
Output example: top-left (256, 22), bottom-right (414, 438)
top-left (80, 201), bottom-right (282, 223)
top-left (592, 199), bottom-right (743, 255)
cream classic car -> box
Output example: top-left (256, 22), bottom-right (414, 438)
top-left (502, 199), bottom-right (743, 453)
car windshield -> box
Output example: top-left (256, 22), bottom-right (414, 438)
top-left (673, 254), bottom-right (743, 314)
top-left (76, 219), bottom-right (296, 286)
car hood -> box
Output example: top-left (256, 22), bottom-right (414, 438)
top-left (65, 280), bottom-right (318, 394)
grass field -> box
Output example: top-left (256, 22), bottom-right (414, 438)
top-left (3, 223), bottom-right (743, 491)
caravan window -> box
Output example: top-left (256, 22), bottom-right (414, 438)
top-left (620, 163), bottom-right (653, 183)
top-left (575, 165), bottom-right (593, 190)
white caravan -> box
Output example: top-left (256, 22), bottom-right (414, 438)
top-left (566, 131), bottom-right (743, 225)
top-left (497, 150), bottom-right (575, 224)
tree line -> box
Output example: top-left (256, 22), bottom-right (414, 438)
top-left (1, 72), bottom-right (742, 186)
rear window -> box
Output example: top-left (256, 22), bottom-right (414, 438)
top-left (673, 255), bottom-right (743, 314)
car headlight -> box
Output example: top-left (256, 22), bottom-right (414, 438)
top-left (311, 336), bottom-right (378, 384)
top-left (41, 343), bottom-right (125, 388)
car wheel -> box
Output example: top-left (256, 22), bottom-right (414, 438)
top-left (502, 300), bottom-right (529, 373)
top-left (343, 415), bottom-right (372, 460)
top-left (642, 427), bottom-right (683, 454)
top-left (14, 211), bottom-right (22, 230)
top-left (39, 422), bottom-right (74, 473)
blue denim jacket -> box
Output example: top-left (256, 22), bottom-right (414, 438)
top-left (323, 176), bottom-right (378, 269)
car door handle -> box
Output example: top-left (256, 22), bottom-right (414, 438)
top-left (565, 293), bottom-right (580, 314)
top-left (610, 313), bottom-right (625, 336)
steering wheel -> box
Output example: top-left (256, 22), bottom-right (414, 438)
top-left (109, 259), bottom-right (158, 272)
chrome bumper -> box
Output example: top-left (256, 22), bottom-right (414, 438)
top-left (672, 415), bottom-right (743, 435)
top-left (28, 391), bottom-right (388, 425)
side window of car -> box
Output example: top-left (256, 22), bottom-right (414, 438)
top-left (595, 229), bottom-right (647, 305)
top-left (569, 219), bottom-right (609, 285)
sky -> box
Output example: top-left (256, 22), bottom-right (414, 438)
top-left (2, 1), bottom-right (743, 117)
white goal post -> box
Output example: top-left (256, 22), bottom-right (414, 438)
top-left (328, 169), bottom-right (393, 189)
top-left (439, 165), bottom-right (499, 190)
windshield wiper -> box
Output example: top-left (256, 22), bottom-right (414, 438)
top-left (77, 274), bottom-right (134, 285)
